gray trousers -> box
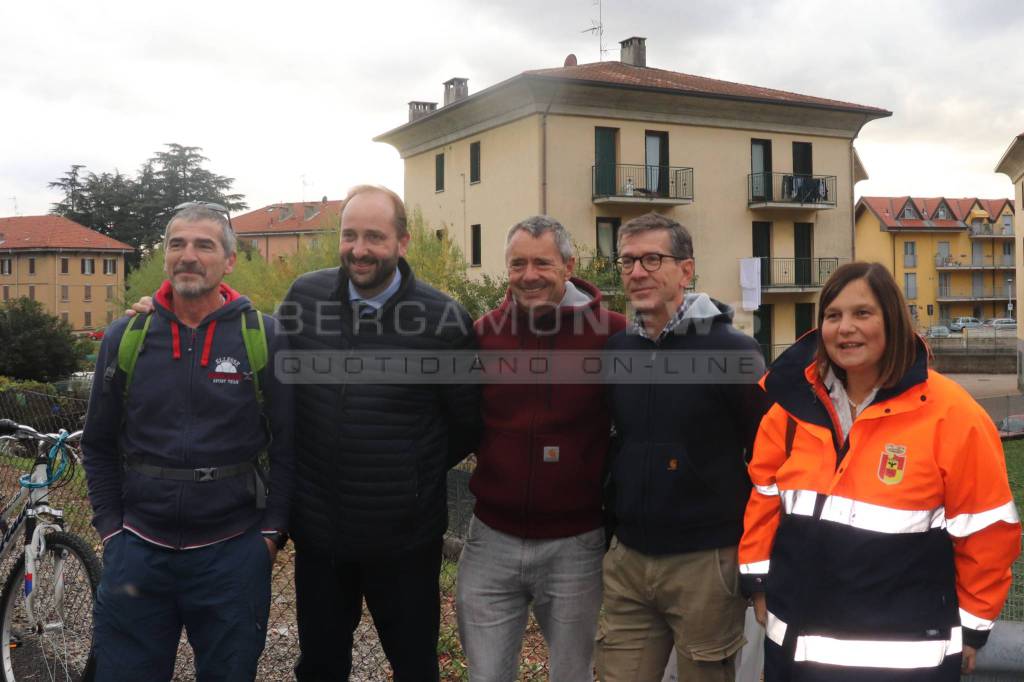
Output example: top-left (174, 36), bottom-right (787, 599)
top-left (456, 515), bottom-right (604, 682)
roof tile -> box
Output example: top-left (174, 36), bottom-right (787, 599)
top-left (0, 215), bottom-right (133, 251)
top-left (233, 200), bottom-right (342, 235)
top-left (858, 196), bottom-right (1013, 230)
top-left (524, 61), bottom-right (890, 115)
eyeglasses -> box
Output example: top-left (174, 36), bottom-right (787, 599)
top-left (614, 253), bottom-right (685, 273)
top-left (174, 201), bottom-right (234, 232)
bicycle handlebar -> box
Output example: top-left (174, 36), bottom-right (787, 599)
top-left (0, 420), bottom-right (84, 445)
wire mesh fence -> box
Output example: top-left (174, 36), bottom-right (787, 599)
top-left (0, 384), bottom-right (1020, 681)
top-left (0, 388), bottom-right (554, 680)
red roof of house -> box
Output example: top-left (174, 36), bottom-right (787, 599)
top-left (233, 200), bottom-right (342, 235)
top-left (524, 61), bottom-right (891, 115)
top-left (858, 196), bottom-right (1013, 230)
top-left (0, 215), bottom-right (133, 252)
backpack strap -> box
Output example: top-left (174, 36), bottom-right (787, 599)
top-left (117, 313), bottom-right (153, 401)
top-left (241, 310), bottom-right (268, 407)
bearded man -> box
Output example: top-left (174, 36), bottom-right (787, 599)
top-left (280, 185), bottom-right (481, 681)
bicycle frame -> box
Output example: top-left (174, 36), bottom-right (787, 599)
top-left (0, 430), bottom-right (79, 636)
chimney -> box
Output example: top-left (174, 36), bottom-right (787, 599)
top-left (443, 77), bottom-right (469, 106)
top-left (620, 37), bottom-right (647, 67)
top-left (408, 101), bottom-right (437, 122)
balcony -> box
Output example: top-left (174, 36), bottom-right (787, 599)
top-left (748, 173), bottom-right (836, 209)
top-left (752, 257), bottom-right (843, 292)
top-left (592, 164), bottom-right (694, 205)
top-left (936, 286), bottom-right (1016, 302)
top-left (934, 255), bottom-right (1015, 270)
top-left (969, 224), bottom-right (1015, 238)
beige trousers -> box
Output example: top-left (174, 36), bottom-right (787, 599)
top-left (595, 538), bottom-right (747, 682)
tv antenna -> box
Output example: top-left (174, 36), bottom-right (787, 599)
top-left (301, 174), bottom-right (310, 203)
top-left (8, 196), bottom-right (18, 216)
top-left (581, 0), bottom-right (609, 61)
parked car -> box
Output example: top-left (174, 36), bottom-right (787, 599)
top-left (948, 317), bottom-right (982, 332)
top-left (990, 318), bottom-right (1017, 331)
top-left (87, 328), bottom-right (105, 340)
top-left (926, 325), bottom-right (951, 338)
top-left (995, 414), bottom-right (1024, 437)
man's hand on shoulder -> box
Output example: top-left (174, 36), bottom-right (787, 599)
top-left (125, 296), bottom-right (155, 318)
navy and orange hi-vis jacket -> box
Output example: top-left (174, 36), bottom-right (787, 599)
top-left (739, 333), bottom-right (1020, 677)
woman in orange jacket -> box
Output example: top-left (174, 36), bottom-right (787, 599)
top-left (739, 262), bottom-right (1020, 681)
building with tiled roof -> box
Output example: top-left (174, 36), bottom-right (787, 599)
top-left (375, 36), bottom-right (890, 357)
top-left (995, 132), bottom-right (1024, 389)
top-left (855, 196), bottom-right (1015, 328)
top-left (232, 198), bottom-right (341, 261)
top-left (0, 215), bottom-right (133, 331)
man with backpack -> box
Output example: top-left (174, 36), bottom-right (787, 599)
top-left (82, 203), bottom-right (294, 681)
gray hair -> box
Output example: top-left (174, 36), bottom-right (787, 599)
top-left (163, 206), bottom-right (236, 255)
top-left (505, 215), bottom-right (574, 262)
top-left (617, 212), bottom-right (693, 260)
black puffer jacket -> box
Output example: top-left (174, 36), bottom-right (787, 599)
top-left (280, 259), bottom-right (481, 558)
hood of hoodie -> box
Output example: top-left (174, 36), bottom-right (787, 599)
top-left (633, 292), bottom-right (735, 338)
top-left (152, 280), bottom-right (254, 366)
top-left (153, 280), bottom-right (251, 323)
top-left (498, 277), bottom-right (602, 320)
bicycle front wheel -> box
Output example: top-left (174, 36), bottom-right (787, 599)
top-left (0, 531), bottom-right (101, 682)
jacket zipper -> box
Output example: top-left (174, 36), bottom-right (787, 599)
top-left (177, 326), bottom-right (198, 549)
top-left (642, 341), bottom-right (656, 549)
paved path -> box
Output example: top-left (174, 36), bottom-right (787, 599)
top-left (944, 373), bottom-right (1020, 399)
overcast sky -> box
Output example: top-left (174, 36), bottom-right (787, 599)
top-left (1, 0), bottom-right (1021, 218)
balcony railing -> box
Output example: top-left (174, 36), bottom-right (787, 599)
top-left (970, 224), bottom-right (1015, 238)
top-left (592, 164), bottom-right (694, 203)
top-left (748, 172), bottom-right (836, 207)
top-left (755, 257), bottom-right (842, 289)
top-left (936, 286), bottom-right (1016, 301)
top-left (934, 255), bottom-right (1015, 270)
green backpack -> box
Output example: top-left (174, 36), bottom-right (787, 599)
top-left (116, 309), bottom-right (268, 405)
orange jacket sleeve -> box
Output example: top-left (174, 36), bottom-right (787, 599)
top-left (739, 403), bottom-right (790, 595)
top-left (937, 401), bottom-right (1021, 648)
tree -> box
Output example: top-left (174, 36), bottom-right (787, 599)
top-left (0, 299), bottom-right (84, 382)
top-left (124, 211), bottom-right (508, 320)
top-left (149, 144), bottom-right (246, 213)
top-left (49, 144), bottom-right (247, 270)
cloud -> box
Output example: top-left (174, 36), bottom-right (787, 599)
top-left (0, 0), bottom-right (1020, 217)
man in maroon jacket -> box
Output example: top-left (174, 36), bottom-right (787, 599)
top-left (456, 216), bottom-right (627, 681)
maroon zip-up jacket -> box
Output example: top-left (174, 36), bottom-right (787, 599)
top-left (470, 278), bottom-right (627, 538)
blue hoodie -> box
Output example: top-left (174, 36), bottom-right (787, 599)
top-left (82, 281), bottom-right (294, 549)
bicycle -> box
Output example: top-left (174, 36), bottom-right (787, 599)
top-left (0, 419), bottom-right (101, 682)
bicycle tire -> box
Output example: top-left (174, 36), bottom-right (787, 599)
top-left (0, 531), bottom-right (101, 682)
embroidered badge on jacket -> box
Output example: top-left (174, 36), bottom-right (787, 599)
top-left (209, 356), bottom-right (244, 385)
top-left (877, 444), bottom-right (907, 485)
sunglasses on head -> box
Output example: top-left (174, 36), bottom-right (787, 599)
top-left (174, 201), bottom-right (234, 232)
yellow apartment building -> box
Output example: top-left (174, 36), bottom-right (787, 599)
top-left (232, 199), bottom-right (341, 261)
top-left (374, 37), bottom-right (890, 358)
top-left (995, 131), bottom-right (1024, 389)
top-left (855, 197), bottom-right (1015, 328)
top-left (0, 215), bottom-right (132, 332)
